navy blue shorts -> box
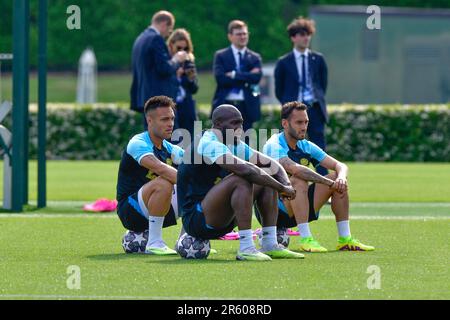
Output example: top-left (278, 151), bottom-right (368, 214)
top-left (181, 203), bottom-right (236, 240)
top-left (254, 183), bottom-right (319, 228)
top-left (117, 193), bottom-right (177, 232)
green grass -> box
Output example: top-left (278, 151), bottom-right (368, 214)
top-left (345, 163), bottom-right (450, 202)
top-left (0, 161), bottom-right (449, 300)
top-left (0, 72), bottom-right (216, 105)
top-left (1, 161), bottom-right (449, 202)
top-left (0, 212), bottom-right (448, 300)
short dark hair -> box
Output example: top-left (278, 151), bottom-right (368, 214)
top-left (281, 101), bottom-right (307, 120)
top-left (228, 20), bottom-right (247, 34)
top-left (144, 95), bottom-right (175, 115)
top-left (287, 17), bottom-right (316, 38)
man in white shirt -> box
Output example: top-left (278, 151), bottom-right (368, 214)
top-left (274, 17), bottom-right (329, 176)
top-left (211, 20), bottom-right (263, 132)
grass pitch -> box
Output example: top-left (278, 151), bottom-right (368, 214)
top-left (0, 162), bottom-right (449, 300)
top-left (2, 161), bottom-right (449, 202)
top-left (0, 72), bottom-right (216, 105)
top-left (0, 209), bottom-right (448, 300)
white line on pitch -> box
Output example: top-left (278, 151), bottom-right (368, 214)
top-left (0, 214), bottom-right (448, 220)
top-left (350, 203), bottom-right (450, 208)
top-left (0, 214), bottom-right (115, 218)
top-left (20, 201), bottom-right (450, 208)
top-left (325, 215), bottom-right (450, 220)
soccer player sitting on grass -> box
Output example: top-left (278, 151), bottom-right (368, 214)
top-left (116, 96), bottom-right (184, 255)
top-left (258, 101), bottom-right (374, 252)
top-left (177, 104), bottom-right (304, 261)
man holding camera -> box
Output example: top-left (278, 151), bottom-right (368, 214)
top-left (211, 20), bottom-right (263, 132)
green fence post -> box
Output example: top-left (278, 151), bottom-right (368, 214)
top-left (12, 0), bottom-right (29, 212)
top-left (38, 0), bottom-right (47, 208)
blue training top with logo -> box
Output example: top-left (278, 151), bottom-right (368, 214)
top-left (263, 132), bottom-right (327, 168)
top-left (177, 130), bottom-right (254, 217)
top-left (116, 132), bottom-right (184, 202)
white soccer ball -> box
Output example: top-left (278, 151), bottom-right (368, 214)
top-left (176, 233), bottom-right (211, 259)
top-left (277, 228), bottom-right (290, 248)
top-left (122, 230), bottom-right (148, 253)
top-left (257, 228), bottom-right (290, 248)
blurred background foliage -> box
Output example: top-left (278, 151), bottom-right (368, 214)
top-left (1, 0), bottom-right (450, 70)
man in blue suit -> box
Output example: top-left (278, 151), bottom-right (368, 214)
top-left (274, 17), bottom-right (329, 176)
top-left (130, 10), bottom-right (187, 128)
top-left (212, 20), bottom-right (262, 132)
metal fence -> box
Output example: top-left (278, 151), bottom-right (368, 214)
top-left (310, 5), bottom-right (450, 104)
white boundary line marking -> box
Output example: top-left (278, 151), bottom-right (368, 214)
top-left (0, 214), bottom-right (448, 220)
top-left (0, 214), bottom-right (116, 218)
top-left (350, 203), bottom-right (450, 208)
top-left (16, 201), bottom-right (450, 208)
top-left (331, 216), bottom-right (450, 220)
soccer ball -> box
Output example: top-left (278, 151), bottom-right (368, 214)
top-left (176, 233), bottom-right (210, 259)
top-left (122, 230), bottom-right (148, 253)
top-left (277, 228), bottom-right (290, 248)
top-left (257, 228), bottom-right (290, 248)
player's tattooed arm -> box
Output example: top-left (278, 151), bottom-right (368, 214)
top-left (279, 157), bottom-right (335, 187)
top-left (320, 156), bottom-right (348, 193)
top-left (140, 154), bottom-right (177, 184)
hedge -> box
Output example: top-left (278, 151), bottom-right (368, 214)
top-left (4, 104), bottom-right (448, 162)
top-left (254, 105), bottom-right (450, 162)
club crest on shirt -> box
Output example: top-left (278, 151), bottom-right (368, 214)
top-left (146, 170), bottom-right (157, 180)
top-left (166, 158), bottom-right (173, 166)
top-left (300, 158), bottom-right (310, 166)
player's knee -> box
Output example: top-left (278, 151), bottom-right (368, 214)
top-left (229, 175), bottom-right (253, 194)
top-left (290, 176), bottom-right (308, 192)
top-left (228, 174), bottom-right (251, 187)
top-left (332, 188), bottom-right (348, 197)
top-left (152, 177), bottom-right (173, 196)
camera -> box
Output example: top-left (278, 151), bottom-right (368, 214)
top-left (183, 53), bottom-right (195, 70)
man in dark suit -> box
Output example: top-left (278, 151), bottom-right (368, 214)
top-left (212, 20), bottom-right (262, 132)
top-left (274, 17), bottom-right (329, 176)
top-left (130, 10), bottom-right (187, 128)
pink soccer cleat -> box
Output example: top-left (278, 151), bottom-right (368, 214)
top-left (287, 228), bottom-right (300, 236)
top-left (254, 228), bottom-right (299, 237)
top-left (83, 198), bottom-right (118, 212)
top-left (218, 231), bottom-right (240, 240)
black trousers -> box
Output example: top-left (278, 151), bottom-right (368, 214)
top-left (306, 102), bottom-right (328, 176)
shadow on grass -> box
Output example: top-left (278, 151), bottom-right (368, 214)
top-left (0, 205), bottom-right (87, 214)
top-left (291, 247), bottom-right (375, 254)
top-left (87, 253), bottom-right (238, 264)
top-left (0, 205), bottom-right (41, 214)
top-left (291, 249), bottom-right (343, 255)
top-left (87, 253), bottom-right (150, 261)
